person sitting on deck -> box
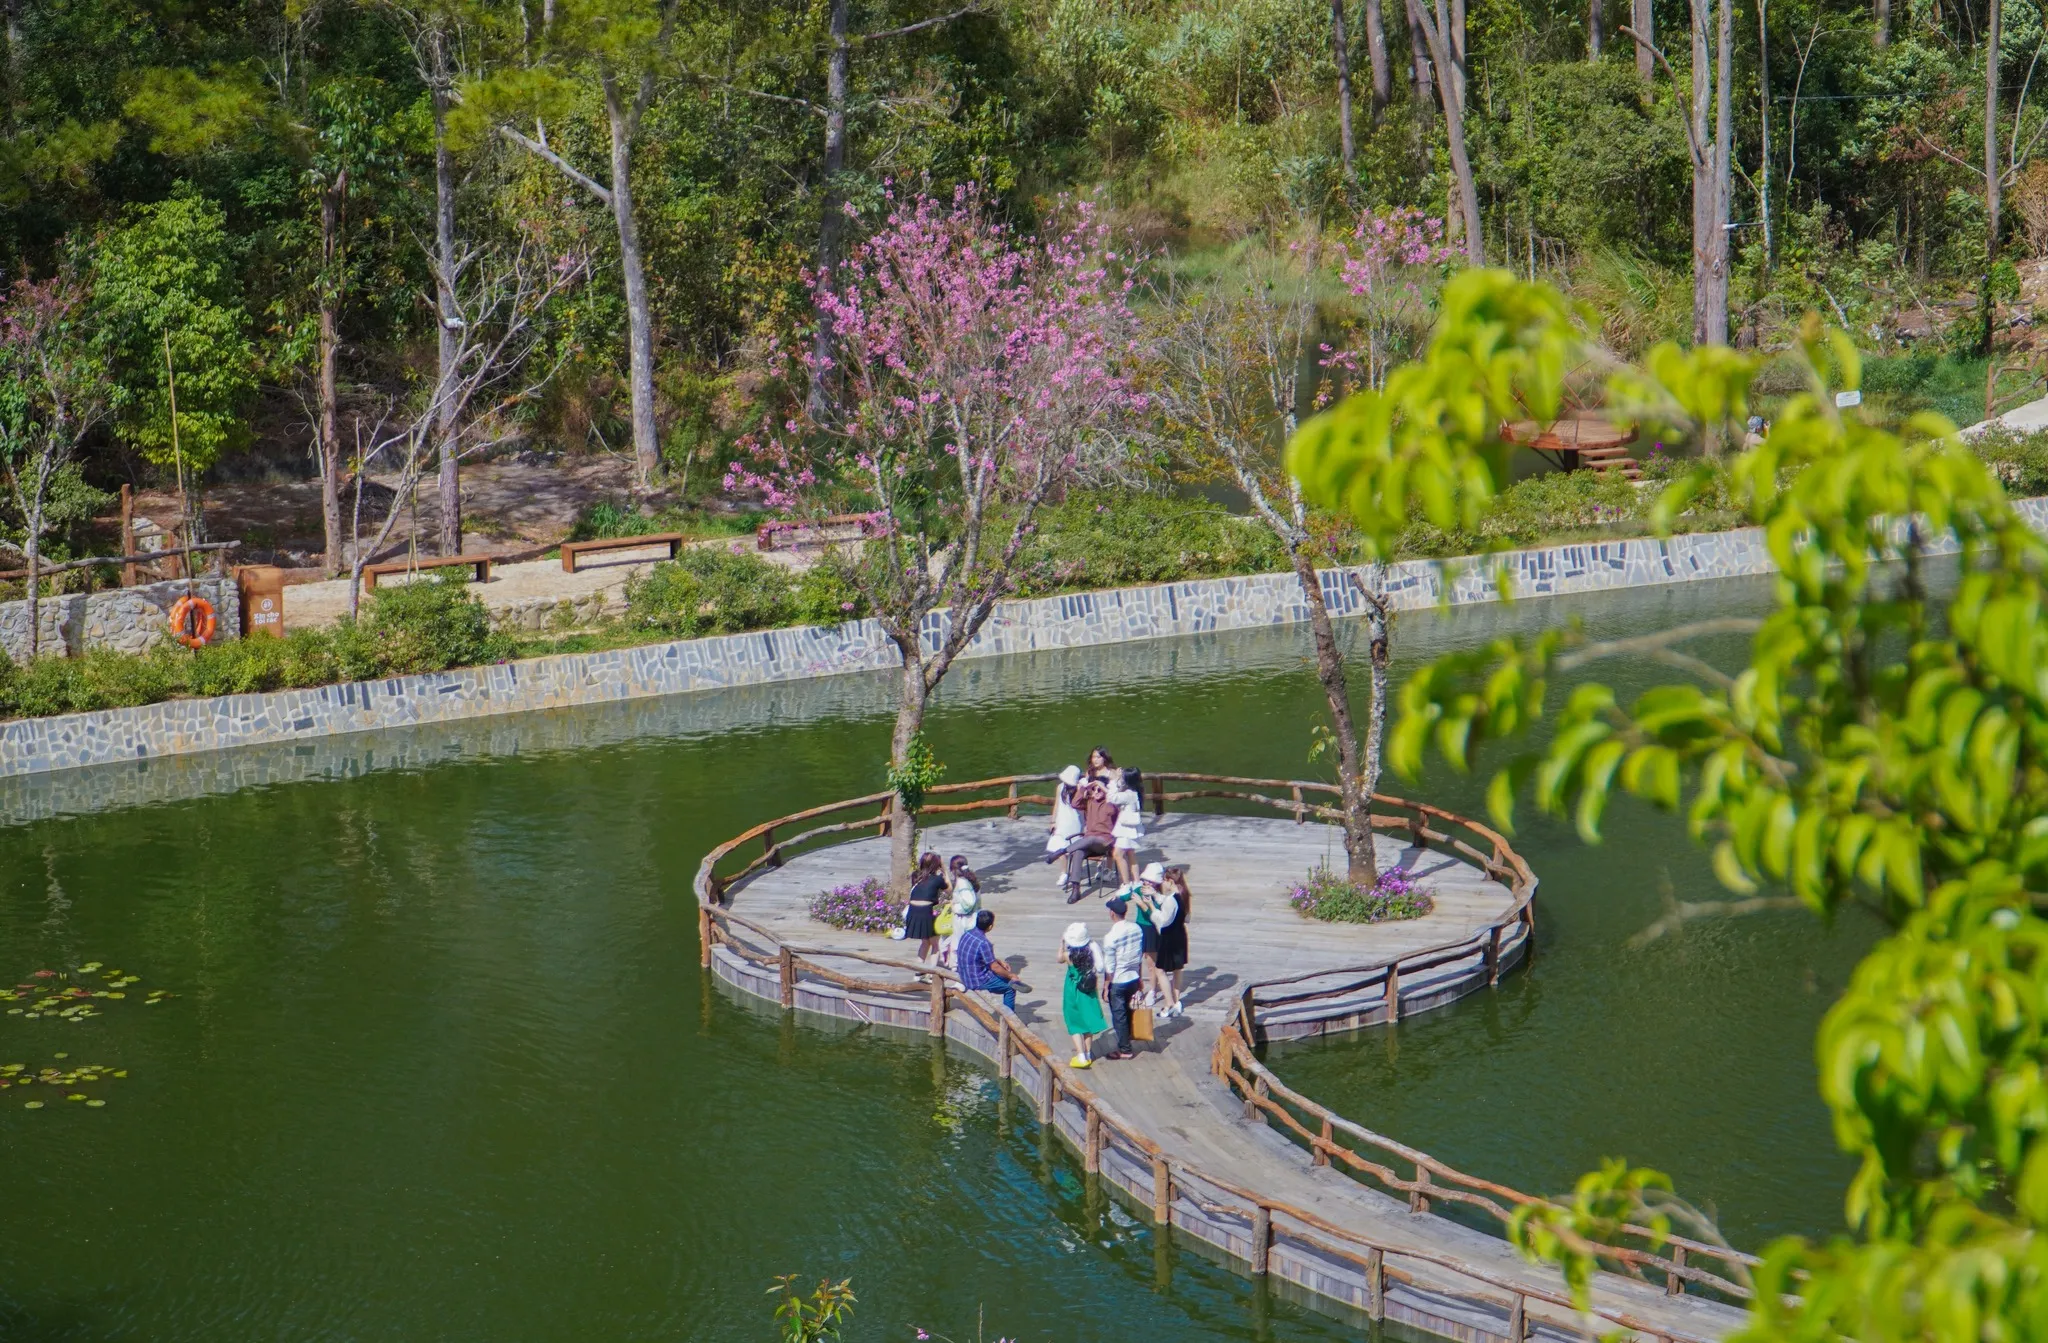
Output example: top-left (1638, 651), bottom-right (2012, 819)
top-left (1050, 778), bottom-right (1118, 902)
top-left (956, 910), bottom-right (1023, 1013)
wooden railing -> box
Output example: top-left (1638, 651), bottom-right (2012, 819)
top-left (691, 773), bottom-right (1753, 1335)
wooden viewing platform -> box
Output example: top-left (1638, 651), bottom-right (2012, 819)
top-left (694, 775), bottom-right (1753, 1343)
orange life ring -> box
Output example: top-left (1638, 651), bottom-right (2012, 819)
top-left (168, 595), bottom-right (215, 649)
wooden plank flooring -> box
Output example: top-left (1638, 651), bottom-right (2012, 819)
top-left (725, 814), bottom-right (1747, 1342)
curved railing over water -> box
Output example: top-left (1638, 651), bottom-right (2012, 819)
top-left (692, 774), bottom-right (1756, 1332)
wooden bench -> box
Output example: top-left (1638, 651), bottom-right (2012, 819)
top-left (360, 553), bottom-right (494, 591)
top-left (756, 512), bottom-right (887, 552)
top-left (558, 531), bottom-right (687, 574)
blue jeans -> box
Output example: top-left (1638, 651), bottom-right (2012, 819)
top-left (974, 978), bottom-right (1018, 1013)
top-left (1109, 978), bottom-right (1141, 1052)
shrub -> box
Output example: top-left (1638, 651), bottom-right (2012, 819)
top-left (791, 560), bottom-right (868, 625)
top-left (1287, 863), bottom-right (1434, 923)
top-left (624, 547), bottom-right (793, 637)
top-left (1011, 493), bottom-right (1288, 594)
top-left (362, 570), bottom-right (508, 673)
top-left (808, 877), bottom-right (898, 933)
top-left (1968, 426), bottom-right (2048, 495)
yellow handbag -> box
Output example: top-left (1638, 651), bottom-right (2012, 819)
top-left (934, 908), bottom-right (955, 936)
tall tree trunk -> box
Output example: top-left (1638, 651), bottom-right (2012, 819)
top-left (1874, 0), bottom-right (1890, 44)
top-left (1334, 0), bottom-right (1359, 189)
top-left (428, 29), bottom-right (462, 558)
top-left (888, 642), bottom-right (929, 895)
top-left (603, 71), bottom-right (661, 491)
top-left (808, 0), bottom-right (851, 422)
top-left (1711, 0), bottom-right (1733, 338)
top-left (3, 0), bottom-right (21, 128)
top-left (318, 169), bottom-right (347, 575)
top-left (1690, 0), bottom-right (1717, 347)
top-left (1758, 0), bottom-right (1774, 269)
top-left (1985, 0), bottom-right (2003, 356)
top-left (23, 489), bottom-right (41, 660)
top-left (1590, 0), bottom-right (1605, 58)
top-left (1408, 3), bottom-right (1434, 122)
top-left (1412, 0), bottom-right (1485, 262)
top-left (1360, 586), bottom-right (1390, 805)
top-left (1449, 0), bottom-right (1468, 107)
top-left (1288, 548), bottom-right (1378, 886)
top-left (1633, 0), bottom-right (1655, 79)
top-left (1364, 0), bottom-right (1393, 116)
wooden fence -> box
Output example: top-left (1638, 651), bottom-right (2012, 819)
top-left (692, 773), bottom-right (1753, 1340)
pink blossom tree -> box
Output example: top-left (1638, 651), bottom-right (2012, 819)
top-left (741, 185), bottom-right (1146, 890)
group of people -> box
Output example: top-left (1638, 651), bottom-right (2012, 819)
top-left (1054, 860), bottom-right (1191, 1066)
top-left (1044, 747), bottom-right (1147, 896)
top-left (886, 744), bottom-right (1195, 1068)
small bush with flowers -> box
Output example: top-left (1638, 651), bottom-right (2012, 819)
top-left (808, 877), bottom-right (897, 933)
top-left (1287, 863), bottom-right (1434, 923)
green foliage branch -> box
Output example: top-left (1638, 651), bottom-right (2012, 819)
top-left (1289, 268), bottom-right (2048, 1342)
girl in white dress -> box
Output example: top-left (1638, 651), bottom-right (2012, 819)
top-left (1046, 764), bottom-right (1085, 891)
top-left (940, 856), bottom-right (982, 970)
top-left (1109, 767), bottom-right (1145, 884)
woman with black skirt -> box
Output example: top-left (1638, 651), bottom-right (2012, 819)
top-left (1154, 868), bottom-right (1191, 1020)
top-left (902, 852), bottom-right (946, 963)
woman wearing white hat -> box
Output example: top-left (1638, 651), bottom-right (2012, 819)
top-left (1133, 863), bottom-right (1183, 1019)
top-left (1046, 765), bottom-right (1085, 892)
top-left (1057, 920), bottom-right (1109, 1067)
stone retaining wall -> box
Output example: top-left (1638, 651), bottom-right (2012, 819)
top-left (0, 575), bottom-right (241, 664)
top-left (6, 505), bottom-right (2035, 780)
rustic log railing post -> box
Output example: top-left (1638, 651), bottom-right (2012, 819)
top-left (1248, 1073), bottom-right (1268, 1121)
top-left (1250, 1204), bottom-right (1272, 1275)
top-left (1367, 1247), bottom-right (1386, 1320)
top-left (698, 907), bottom-right (713, 968)
top-left (1384, 964), bottom-right (1402, 1024)
top-left (1290, 785), bottom-right (1305, 823)
top-left (1040, 1068), bottom-right (1057, 1126)
top-left (1007, 781), bottom-right (1020, 819)
top-left (1314, 1115), bottom-right (1333, 1166)
top-left (1085, 1100), bottom-right (1102, 1174)
top-left (1666, 1244), bottom-right (1687, 1296)
top-left (777, 946), bottom-right (795, 1009)
top-left (928, 975), bottom-right (947, 1037)
top-left (761, 825), bottom-right (780, 868)
top-left (1151, 773), bottom-right (1166, 819)
top-left (1409, 1166), bottom-right (1432, 1214)
top-left (1507, 1292), bottom-right (1526, 1342)
top-left (1486, 924), bottom-right (1502, 986)
top-left (997, 1014), bottom-right (1013, 1081)
top-left (1152, 1154), bottom-right (1172, 1226)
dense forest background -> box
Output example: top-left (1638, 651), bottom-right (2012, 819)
top-left (0, 0), bottom-right (2035, 564)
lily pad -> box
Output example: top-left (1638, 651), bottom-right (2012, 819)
top-left (22, 1100), bottom-right (41, 1109)
top-left (85, 1099), bottom-right (104, 1107)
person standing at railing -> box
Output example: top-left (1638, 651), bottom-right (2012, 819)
top-left (1101, 895), bottom-right (1145, 1060)
top-left (1058, 921), bottom-right (1109, 1068)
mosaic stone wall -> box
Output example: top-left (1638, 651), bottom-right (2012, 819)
top-left (7, 507), bottom-right (2033, 781)
top-left (0, 575), bottom-right (241, 664)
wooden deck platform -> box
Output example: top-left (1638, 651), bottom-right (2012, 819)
top-left (715, 813), bottom-right (1749, 1343)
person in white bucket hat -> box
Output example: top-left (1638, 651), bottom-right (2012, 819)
top-left (1056, 919), bottom-right (1109, 1067)
top-left (1132, 862), bottom-right (1183, 1019)
top-left (1046, 765), bottom-right (1086, 891)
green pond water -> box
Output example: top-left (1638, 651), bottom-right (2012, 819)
top-left (0, 577), bottom-right (1877, 1341)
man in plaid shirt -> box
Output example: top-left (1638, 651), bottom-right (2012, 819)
top-left (954, 910), bottom-right (1022, 1013)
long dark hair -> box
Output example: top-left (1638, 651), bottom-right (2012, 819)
top-left (1068, 942), bottom-right (1095, 974)
top-left (949, 855), bottom-right (979, 888)
top-left (918, 851), bottom-right (943, 876)
top-left (1090, 745), bottom-right (1115, 772)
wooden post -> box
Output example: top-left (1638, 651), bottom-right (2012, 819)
top-left (762, 825), bottom-right (780, 868)
top-left (997, 1014), bottom-right (1013, 1080)
top-left (777, 946), bottom-right (795, 1009)
top-left (1384, 964), bottom-right (1402, 1024)
top-left (928, 974), bottom-right (947, 1037)
top-left (1290, 785), bottom-right (1305, 823)
top-left (1151, 1154), bottom-right (1172, 1226)
top-left (1007, 781), bottom-right (1020, 819)
top-left (1085, 1100), bottom-right (1102, 1173)
top-left (1250, 1205), bottom-right (1272, 1275)
top-left (1486, 924), bottom-right (1502, 986)
top-left (1409, 1166), bottom-right (1431, 1214)
top-left (1041, 1069), bottom-right (1058, 1126)
top-left (118, 485), bottom-right (136, 588)
top-left (1367, 1247), bottom-right (1386, 1320)
top-left (1248, 1073), bottom-right (1267, 1121)
top-left (1151, 773), bottom-right (1166, 819)
top-left (698, 907), bottom-right (713, 968)
top-left (877, 804), bottom-right (892, 837)
top-left (1507, 1292), bottom-right (1526, 1343)
top-left (1314, 1115), bottom-right (1333, 1166)
top-left (1666, 1244), bottom-right (1687, 1296)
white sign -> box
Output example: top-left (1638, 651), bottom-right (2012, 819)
top-left (1835, 389), bottom-right (1863, 408)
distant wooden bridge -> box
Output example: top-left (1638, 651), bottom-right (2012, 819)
top-left (694, 774), bottom-right (1753, 1343)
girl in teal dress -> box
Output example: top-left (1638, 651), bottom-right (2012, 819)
top-left (1059, 922), bottom-right (1110, 1067)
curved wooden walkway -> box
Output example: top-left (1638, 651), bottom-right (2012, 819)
top-left (697, 780), bottom-right (1752, 1343)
